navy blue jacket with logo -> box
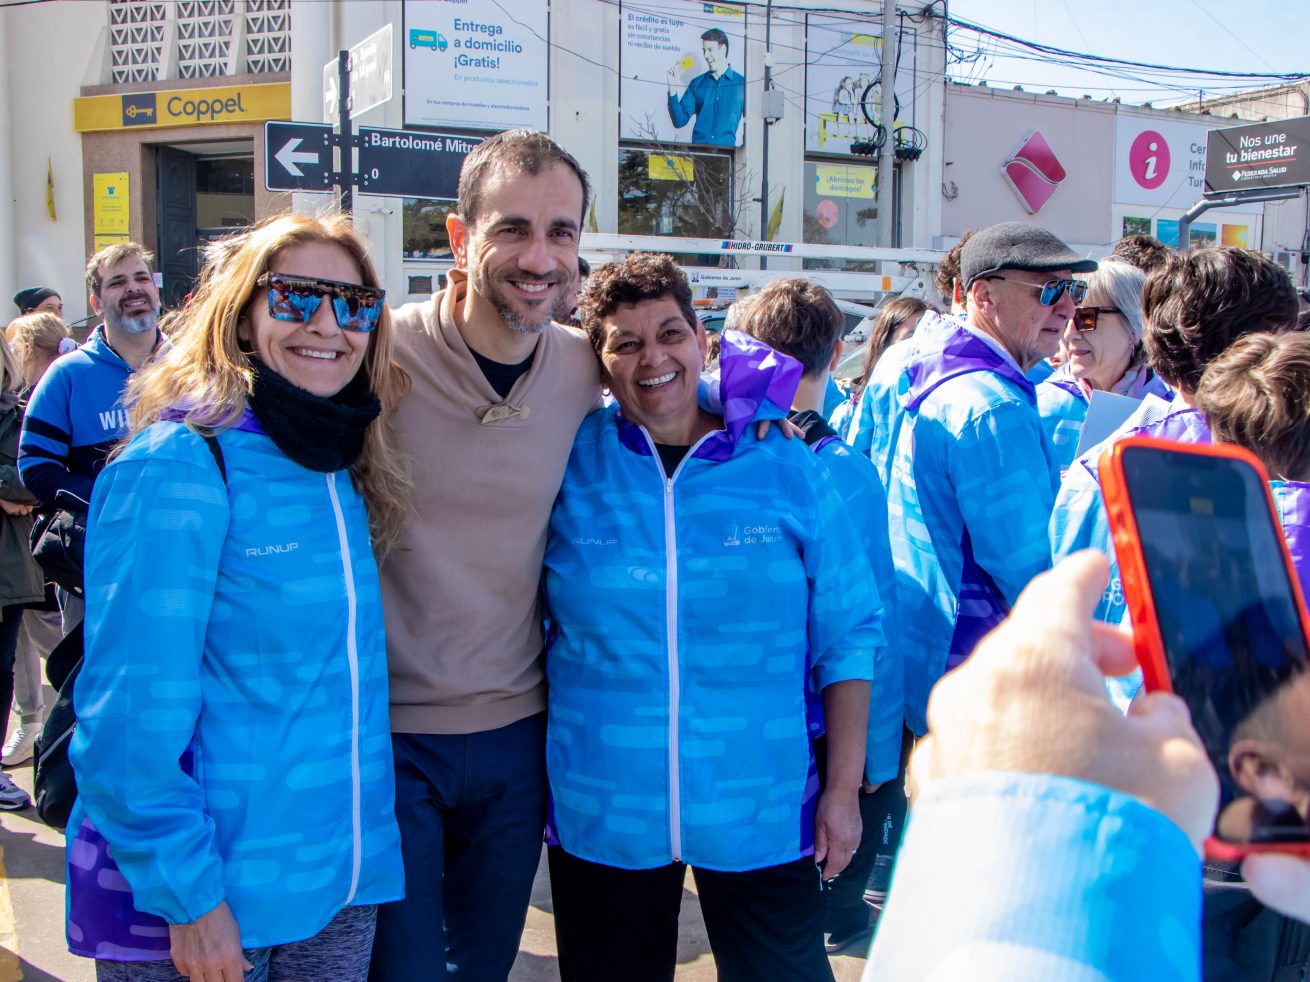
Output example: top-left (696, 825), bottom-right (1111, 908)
top-left (18, 326), bottom-right (143, 504)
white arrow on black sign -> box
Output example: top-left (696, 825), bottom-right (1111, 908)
top-left (275, 138), bottom-right (320, 177)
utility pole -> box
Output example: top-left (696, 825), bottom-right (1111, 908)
top-left (760, 0), bottom-right (773, 270)
top-left (875, 0), bottom-right (898, 248)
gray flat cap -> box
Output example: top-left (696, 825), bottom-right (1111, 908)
top-left (961, 222), bottom-right (1098, 289)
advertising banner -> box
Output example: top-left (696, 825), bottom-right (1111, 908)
top-left (804, 14), bottom-right (916, 156)
top-left (403, 0), bottom-right (548, 131)
top-left (1205, 116), bottom-right (1310, 196)
top-left (620, 0), bottom-right (747, 148)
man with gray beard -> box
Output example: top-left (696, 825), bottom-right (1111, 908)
top-left (19, 242), bottom-right (164, 627)
top-left (19, 242), bottom-right (162, 506)
top-left (370, 130), bottom-right (601, 981)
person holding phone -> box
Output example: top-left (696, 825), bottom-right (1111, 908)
top-left (864, 552), bottom-right (1217, 980)
top-left (67, 212), bottom-right (408, 981)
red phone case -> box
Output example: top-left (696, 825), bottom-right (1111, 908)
top-left (1100, 435), bottom-right (1310, 860)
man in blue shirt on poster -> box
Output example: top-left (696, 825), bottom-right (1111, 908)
top-left (667, 28), bottom-right (745, 146)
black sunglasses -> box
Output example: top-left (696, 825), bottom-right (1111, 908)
top-left (256, 273), bottom-right (385, 333)
top-left (1072, 306), bottom-right (1121, 333)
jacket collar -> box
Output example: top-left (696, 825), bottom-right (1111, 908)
top-left (902, 311), bottom-right (1035, 412)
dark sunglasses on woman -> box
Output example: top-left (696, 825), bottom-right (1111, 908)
top-left (1072, 306), bottom-right (1120, 333)
top-left (257, 272), bottom-right (385, 333)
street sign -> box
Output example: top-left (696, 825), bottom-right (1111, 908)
top-left (357, 128), bottom-right (482, 200)
top-left (325, 24), bottom-right (393, 122)
top-left (1205, 115), bottom-right (1310, 197)
top-left (264, 121), bottom-right (335, 192)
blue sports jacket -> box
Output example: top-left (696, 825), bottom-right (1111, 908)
top-left (887, 314), bottom-right (1059, 734)
top-left (1038, 371), bottom-right (1173, 474)
top-left (840, 336), bottom-right (916, 485)
top-left (543, 332), bottom-right (882, 872)
top-left (67, 417), bottom-right (403, 959)
top-left (791, 409), bottom-right (903, 785)
top-left (865, 773), bottom-right (1201, 981)
top-left (19, 326), bottom-right (158, 504)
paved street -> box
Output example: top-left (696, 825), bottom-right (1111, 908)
top-left (0, 703), bottom-right (869, 981)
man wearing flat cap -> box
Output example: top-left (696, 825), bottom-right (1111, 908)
top-left (885, 221), bottom-right (1097, 734)
top-left (12, 287), bottom-right (62, 317)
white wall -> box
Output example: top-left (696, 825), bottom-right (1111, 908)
top-left (2, 0), bottom-right (106, 326)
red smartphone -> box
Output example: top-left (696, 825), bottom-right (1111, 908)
top-left (1101, 436), bottom-right (1310, 860)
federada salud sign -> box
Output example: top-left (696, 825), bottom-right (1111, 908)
top-left (1204, 115), bottom-right (1310, 196)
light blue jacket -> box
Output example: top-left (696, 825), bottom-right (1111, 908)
top-left (68, 418), bottom-right (403, 958)
top-left (791, 409), bottom-right (904, 785)
top-left (543, 333), bottom-right (882, 872)
top-left (865, 772), bottom-right (1201, 981)
top-left (841, 336), bottom-right (916, 486)
top-left (887, 314), bottom-right (1058, 734)
top-left (1038, 370), bottom-right (1173, 474)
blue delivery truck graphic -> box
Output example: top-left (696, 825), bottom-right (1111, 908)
top-left (409, 29), bottom-right (447, 51)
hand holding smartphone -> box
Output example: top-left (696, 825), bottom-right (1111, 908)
top-left (1102, 436), bottom-right (1310, 860)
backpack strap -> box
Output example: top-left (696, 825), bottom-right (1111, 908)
top-left (186, 426), bottom-right (228, 487)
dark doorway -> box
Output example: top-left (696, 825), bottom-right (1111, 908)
top-left (156, 146), bottom-right (198, 308)
top-left (155, 144), bottom-right (255, 308)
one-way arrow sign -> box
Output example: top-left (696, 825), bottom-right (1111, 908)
top-left (264, 121), bottom-right (335, 192)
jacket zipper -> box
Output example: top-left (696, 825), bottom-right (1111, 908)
top-left (326, 472), bottom-right (362, 903)
top-left (639, 427), bottom-right (714, 865)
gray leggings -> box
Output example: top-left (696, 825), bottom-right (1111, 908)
top-left (94, 904), bottom-right (377, 982)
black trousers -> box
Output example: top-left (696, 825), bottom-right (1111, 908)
top-left (548, 847), bottom-right (833, 982)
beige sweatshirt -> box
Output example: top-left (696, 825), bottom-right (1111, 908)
top-left (382, 271), bottom-right (600, 734)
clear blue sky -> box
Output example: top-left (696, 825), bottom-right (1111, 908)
top-left (945, 0), bottom-right (1308, 105)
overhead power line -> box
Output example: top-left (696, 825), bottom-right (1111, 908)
top-left (948, 13), bottom-right (1310, 82)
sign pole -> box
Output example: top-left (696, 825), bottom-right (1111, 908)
top-left (1176, 187), bottom-right (1303, 251)
top-left (338, 50), bottom-right (353, 215)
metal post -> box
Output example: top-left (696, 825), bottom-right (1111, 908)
top-left (338, 49), bottom-right (353, 215)
top-left (759, 0), bottom-right (773, 270)
top-left (875, 0), bottom-right (897, 248)
top-left (1176, 188), bottom-right (1302, 250)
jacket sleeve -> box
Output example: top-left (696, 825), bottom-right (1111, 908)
top-left (70, 439), bottom-right (230, 925)
top-left (843, 384), bottom-right (876, 458)
top-left (19, 365), bottom-right (93, 504)
top-left (949, 405), bottom-right (1056, 606)
top-left (0, 464), bottom-right (37, 504)
top-left (1050, 469), bottom-right (1126, 625)
top-left (865, 773), bottom-right (1201, 982)
top-left (801, 459), bottom-right (882, 692)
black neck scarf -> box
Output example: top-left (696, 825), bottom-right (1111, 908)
top-left (246, 358), bottom-right (381, 473)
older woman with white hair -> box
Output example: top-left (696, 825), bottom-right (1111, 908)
top-left (1037, 259), bottom-right (1170, 470)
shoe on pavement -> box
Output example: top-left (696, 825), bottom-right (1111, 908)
top-left (2, 724), bottom-right (34, 766)
top-left (0, 771), bottom-right (30, 810)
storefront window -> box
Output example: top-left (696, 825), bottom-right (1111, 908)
top-left (618, 148), bottom-right (736, 241)
top-left (403, 198), bottom-right (456, 262)
top-left (803, 159), bottom-right (878, 271)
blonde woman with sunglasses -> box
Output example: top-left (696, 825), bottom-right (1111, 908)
top-left (66, 212), bottom-right (410, 982)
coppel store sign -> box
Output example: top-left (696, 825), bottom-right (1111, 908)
top-left (74, 82), bottom-right (291, 132)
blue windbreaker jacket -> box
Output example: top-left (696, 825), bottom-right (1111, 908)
top-left (1037, 370), bottom-right (1173, 474)
top-left (67, 417), bottom-right (403, 959)
top-left (18, 326), bottom-right (161, 504)
top-left (887, 314), bottom-right (1059, 734)
top-left (841, 336), bottom-right (916, 485)
top-left (543, 332), bottom-right (883, 872)
top-left (790, 409), bottom-right (904, 785)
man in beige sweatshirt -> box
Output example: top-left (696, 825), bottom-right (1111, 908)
top-left (370, 131), bottom-right (600, 982)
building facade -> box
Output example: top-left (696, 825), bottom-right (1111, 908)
top-left (2, 0), bottom-right (1302, 322)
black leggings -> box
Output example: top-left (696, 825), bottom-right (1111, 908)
top-left (0, 604), bottom-right (27, 747)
